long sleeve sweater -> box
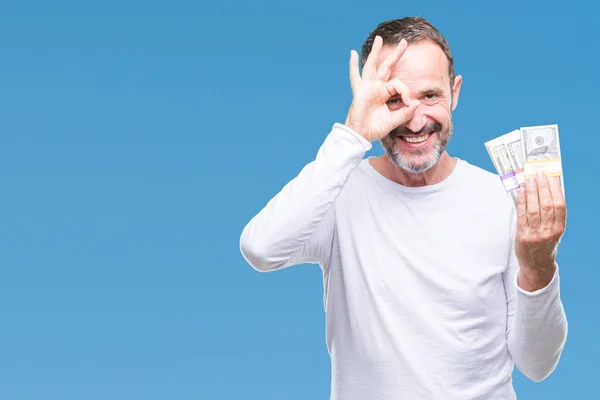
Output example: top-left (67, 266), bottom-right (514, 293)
top-left (240, 123), bottom-right (568, 400)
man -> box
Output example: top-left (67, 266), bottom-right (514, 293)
top-left (239, 16), bottom-right (568, 400)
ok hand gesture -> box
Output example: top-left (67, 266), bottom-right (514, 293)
top-left (345, 36), bottom-right (421, 142)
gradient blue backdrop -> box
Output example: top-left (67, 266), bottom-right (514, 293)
top-left (1, 1), bottom-right (597, 399)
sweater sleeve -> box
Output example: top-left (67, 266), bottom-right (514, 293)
top-left (239, 123), bottom-right (372, 272)
top-left (503, 213), bottom-right (568, 382)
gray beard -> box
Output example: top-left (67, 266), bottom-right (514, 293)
top-left (380, 122), bottom-right (453, 174)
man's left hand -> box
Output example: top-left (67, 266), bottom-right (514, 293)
top-left (515, 171), bottom-right (567, 292)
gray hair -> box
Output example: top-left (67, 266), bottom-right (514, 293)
top-left (360, 16), bottom-right (455, 84)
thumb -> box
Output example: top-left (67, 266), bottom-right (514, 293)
top-left (390, 99), bottom-right (421, 128)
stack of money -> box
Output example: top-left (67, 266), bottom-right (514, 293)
top-left (484, 124), bottom-right (564, 206)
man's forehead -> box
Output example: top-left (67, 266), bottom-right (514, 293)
top-left (378, 40), bottom-right (449, 86)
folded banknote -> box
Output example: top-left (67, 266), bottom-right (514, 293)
top-left (484, 124), bottom-right (564, 205)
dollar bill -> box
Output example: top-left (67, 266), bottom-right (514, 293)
top-left (521, 124), bottom-right (564, 196)
top-left (503, 129), bottom-right (526, 189)
top-left (484, 124), bottom-right (564, 205)
top-left (484, 131), bottom-right (520, 205)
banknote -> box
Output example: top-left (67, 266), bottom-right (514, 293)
top-left (503, 129), bottom-right (526, 188)
top-left (484, 132), bottom-right (520, 205)
top-left (485, 124), bottom-right (564, 205)
top-left (521, 124), bottom-right (564, 196)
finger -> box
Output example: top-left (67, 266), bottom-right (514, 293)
top-left (548, 175), bottom-right (566, 227)
top-left (362, 35), bottom-right (383, 80)
top-left (526, 175), bottom-right (541, 230)
top-left (376, 39), bottom-right (408, 81)
top-left (516, 186), bottom-right (527, 230)
top-left (349, 50), bottom-right (361, 92)
top-left (390, 99), bottom-right (421, 128)
top-left (536, 171), bottom-right (554, 228)
top-left (386, 77), bottom-right (412, 106)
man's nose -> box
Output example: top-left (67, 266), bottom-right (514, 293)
top-left (403, 106), bottom-right (427, 133)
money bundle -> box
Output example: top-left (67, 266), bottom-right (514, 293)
top-left (484, 124), bottom-right (564, 206)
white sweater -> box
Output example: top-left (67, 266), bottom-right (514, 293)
top-left (240, 123), bottom-right (568, 400)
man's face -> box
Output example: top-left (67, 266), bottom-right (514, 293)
top-left (378, 40), bottom-right (462, 174)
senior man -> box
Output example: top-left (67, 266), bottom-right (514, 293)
top-left (240, 16), bottom-right (568, 400)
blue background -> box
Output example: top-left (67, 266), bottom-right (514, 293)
top-left (1, 0), bottom-right (597, 398)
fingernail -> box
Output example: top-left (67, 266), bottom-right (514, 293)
top-left (536, 171), bottom-right (544, 180)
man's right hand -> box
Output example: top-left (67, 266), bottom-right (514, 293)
top-left (345, 36), bottom-right (420, 142)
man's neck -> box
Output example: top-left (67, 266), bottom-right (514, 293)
top-left (370, 152), bottom-right (458, 187)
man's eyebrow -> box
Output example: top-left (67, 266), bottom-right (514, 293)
top-left (387, 86), bottom-right (445, 102)
top-left (417, 87), bottom-right (444, 96)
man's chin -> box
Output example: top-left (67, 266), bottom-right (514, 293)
top-left (389, 155), bottom-right (438, 174)
top-left (383, 141), bottom-right (444, 174)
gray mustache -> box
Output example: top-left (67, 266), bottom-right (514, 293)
top-left (393, 121), bottom-right (443, 136)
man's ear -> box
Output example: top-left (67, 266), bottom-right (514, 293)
top-left (451, 75), bottom-right (462, 111)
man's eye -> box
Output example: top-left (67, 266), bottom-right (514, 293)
top-left (422, 93), bottom-right (441, 105)
top-left (386, 96), bottom-right (404, 110)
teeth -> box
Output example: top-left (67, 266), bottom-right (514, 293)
top-left (402, 134), bottom-right (429, 143)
